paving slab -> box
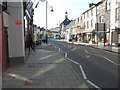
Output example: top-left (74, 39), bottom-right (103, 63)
top-left (2, 45), bottom-right (88, 88)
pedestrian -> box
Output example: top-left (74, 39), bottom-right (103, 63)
top-left (28, 34), bottom-right (35, 52)
top-left (46, 34), bottom-right (48, 44)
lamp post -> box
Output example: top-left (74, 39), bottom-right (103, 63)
top-left (45, 0), bottom-right (53, 37)
top-left (35, 0), bottom-right (53, 40)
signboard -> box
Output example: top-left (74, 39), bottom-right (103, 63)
top-left (95, 23), bottom-right (105, 32)
top-left (15, 20), bottom-right (22, 24)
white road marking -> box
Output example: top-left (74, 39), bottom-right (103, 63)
top-left (38, 50), bottom-right (46, 51)
top-left (83, 49), bottom-right (119, 66)
top-left (65, 52), bottom-right (79, 65)
top-left (87, 80), bottom-right (101, 89)
top-left (40, 53), bottom-right (57, 60)
top-left (79, 65), bottom-right (87, 80)
top-left (85, 50), bottom-right (88, 53)
top-left (71, 46), bottom-right (77, 51)
top-left (86, 55), bottom-right (91, 58)
top-left (57, 46), bottom-right (101, 89)
top-left (38, 50), bottom-right (52, 53)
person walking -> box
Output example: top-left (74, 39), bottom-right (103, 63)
top-left (46, 34), bottom-right (48, 44)
top-left (28, 34), bottom-right (35, 52)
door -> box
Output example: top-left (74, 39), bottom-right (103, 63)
top-left (4, 27), bottom-right (10, 68)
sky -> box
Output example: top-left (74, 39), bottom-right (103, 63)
top-left (33, 0), bottom-right (100, 29)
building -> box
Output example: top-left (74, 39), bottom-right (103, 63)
top-left (24, 0), bottom-right (34, 49)
top-left (95, 0), bottom-right (110, 45)
top-left (0, 1), bottom-right (33, 72)
top-left (66, 20), bottom-right (74, 41)
top-left (70, 20), bottom-right (77, 41)
top-left (7, 1), bottom-right (25, 65)
top-left (75, 17), bottom-right (81, 42)
top-left (110, 0), bottom-right (120, 46)
top-left (80, 4), bottom-right (97, 43)
top-left (50, 27), bottom-right (60, 39)
top-left (60, 12), bottom-right (71, 39)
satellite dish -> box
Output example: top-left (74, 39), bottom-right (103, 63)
top-left (39, 0), bottom-right (46, 2)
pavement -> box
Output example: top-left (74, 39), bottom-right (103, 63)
top-left (2, 43), bottom-right (88, 88)
top-left (56, 39), bottom-right (120, 53)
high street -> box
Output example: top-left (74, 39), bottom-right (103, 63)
top-left (49, 39), bottom-right (119, 89)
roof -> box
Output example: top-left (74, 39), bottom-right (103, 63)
top-left (62, 18), bottom-right (71, 26)
top-left (81, 1), bottom-right (103, 15)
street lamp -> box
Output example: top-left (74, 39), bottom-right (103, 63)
top-left (45, 0), bottom-right (53, 37)
top-left (35, 0), bottom-right (53, 37)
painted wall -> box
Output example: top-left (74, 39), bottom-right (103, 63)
top-left (110, 0), bottom-right (120, 45)
top-left (7, 2), bottom-right (25, 58)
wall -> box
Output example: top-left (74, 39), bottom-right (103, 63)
top-left (7, 2), bottom-right (25, 63)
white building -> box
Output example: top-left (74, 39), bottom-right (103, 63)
top-left (110, 0), bottom-right (120, 46)
top-left (80, 4), bottom-right (97, 43)
top-left (66, 20), bottom-right (75, 41)
top-left (3, 1), bottom-right (25, 65)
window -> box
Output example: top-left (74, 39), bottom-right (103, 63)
top-left (116, 0), bottom-right (118, 4)
top-left (87, 11), bottom-right (89, 18)
top-left (77, 17), bottom-right (79, 22)
top-left (81, 16), bottom-right (82, 21)
top-left (105, 1), bottom-right (110, 11)
top-left (99, 16), bottom-right (104, 23)
top-left (91, 9), bottom-right (93, 16)
top-left (115, 8), bottom-right (119, 21)
top-left (91, 19), bottom-right (93, 28)
top-left (84, 14), bottom-right (85, 19)
top-left (87, 21), bottom-right (89, 28)
top-left (83, 22), bottom-right (86, 28)
top-left (96, 6), bottom-right (100, 15)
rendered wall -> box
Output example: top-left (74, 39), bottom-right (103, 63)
top-left (7, 2), bottom-right (25, 58)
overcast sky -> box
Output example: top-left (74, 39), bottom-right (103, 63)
top-left (33, 0), bottom-right (100, 29)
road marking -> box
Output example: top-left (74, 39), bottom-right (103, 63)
top-left (87, 80), bottom-right (101, 89)
top-left (38, 50), bottom-right (46, 51)
top-left (71, 46), bottom-right (77, 51)
top-left (83, 49), bottom-right (120, 66)
top-left (57, 46), bottom-right (101, 89)
top-left (38, 50), bottom-right (52, 53)
top-left (65, 52), bottom-right (79, 65)
top-left (79, 65), bottom-right (87, 80)
top-left (85, 50), bottom-right (88, 53)
top-left (40, 53), bottom-right (57, 60)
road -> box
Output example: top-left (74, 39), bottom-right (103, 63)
top-left (49, 39), bottom-right (119, 89)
